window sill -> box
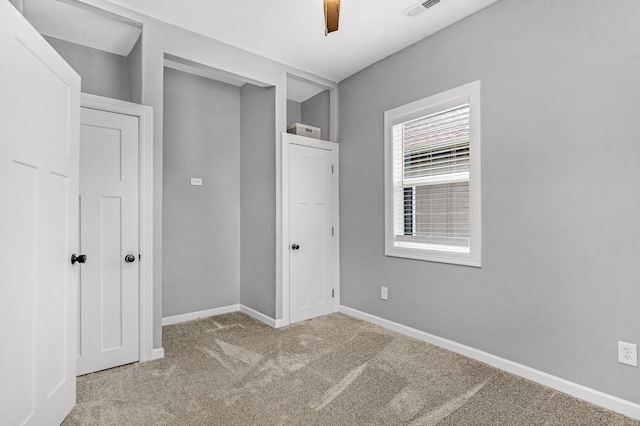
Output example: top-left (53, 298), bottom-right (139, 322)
top-left (385, 244), bottom-right (481, 267)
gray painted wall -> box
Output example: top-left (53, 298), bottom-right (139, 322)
top-left (44, 36), bottom-right (130, 102)
top-left (287, 100), bottom-right (301, 128)
top-left (240, 84), bottom-right (277, 318)
top-left (339, 0), bottom-right (640, 404)
top-left (162, 68), bottom-right (241, 317)
top-left (301, 90), bottom-right (330, 141)
top-left (127, 36), bottom-right (143, 104)
top-left (31, 0), bottom-right (338, 350)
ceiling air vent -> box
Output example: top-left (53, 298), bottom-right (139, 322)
top-left (422, 0), bottom-right (441, 9)
top-left (403, 0), bottom-right (441, 18)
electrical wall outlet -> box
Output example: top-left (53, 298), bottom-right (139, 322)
top-left (618, 341), bottom-right (638, 367)
top-left (190, 177), bottom-right (203, 186)
top-left (381, 286), bottom-right (388, 301)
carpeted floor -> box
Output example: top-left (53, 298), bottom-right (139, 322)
top-left (63, 312), bottom-right (639, 425)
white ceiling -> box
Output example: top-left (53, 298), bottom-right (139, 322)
top-left (24, 0), bottom-right (141, 56)
top-left (104, 0), bottom-right (498, 82)
top-left (27, 0), bottom-right (499, 83)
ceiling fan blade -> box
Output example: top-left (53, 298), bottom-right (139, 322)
top-left (324, 0), bottom-right (340, 35)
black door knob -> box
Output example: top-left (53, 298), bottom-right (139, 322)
top-left (291, 244), bottom-right (300, 250)
top-left (71, 254), bottom-right (87, 265)
top-left (124, 254), bottom-right (136, 263)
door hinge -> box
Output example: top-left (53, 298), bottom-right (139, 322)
top-left (332, 289), bottom-right (335, 298)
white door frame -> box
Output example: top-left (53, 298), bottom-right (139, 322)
top-left (281, 133), bottom-right (339, 327)
top-left (80, 93), bottom-right (154, 362)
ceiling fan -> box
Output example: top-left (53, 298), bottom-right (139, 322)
top-left (324, 0), bottom-right (340, 35)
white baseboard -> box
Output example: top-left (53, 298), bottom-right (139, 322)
top-left (239, 305), bottom-right (278, 328)
top-left (151, 347), bottom-right (165, 360)
top-left (161, 304), bottom-right (282, 329)
top-left (339, 305), bottom-right (640, 421)
top-left (162, 304), bottom-right (240, 326)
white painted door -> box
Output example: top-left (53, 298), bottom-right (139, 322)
top-left (289, 143), bottom-right (335, 323)
top-left (0, 2), bottom-right (80, 425)
top-left (77, 107), bottom-right (139, 375)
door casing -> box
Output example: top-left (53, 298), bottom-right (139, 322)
top-left (80, 93), bottom-right (155, 363)
top-left (281, 132), bottom-right (340, 327)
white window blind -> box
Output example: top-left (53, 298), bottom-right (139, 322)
top-left (392, 104), bottom-right (471, 251)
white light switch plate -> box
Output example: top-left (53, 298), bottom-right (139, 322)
top-left (190, 178), bottom-right (203, 186)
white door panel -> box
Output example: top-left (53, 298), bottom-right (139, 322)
top-left (77, 107), bottom-right (139, 376)
top-left (0, 2), bottom-right (80, 424)
top-left (289, 143), bottom-right (334, 324)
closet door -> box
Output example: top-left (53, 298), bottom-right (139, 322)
top-left (77, 107), bottom-right (139, 375)
top-left (287, 136), bottom-right (337, 324)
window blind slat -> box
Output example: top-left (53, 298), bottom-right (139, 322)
top-left (392, 103), bottom-right (470, 248)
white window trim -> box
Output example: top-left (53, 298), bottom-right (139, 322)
top-left (384, 81), bottom-right (481, 267)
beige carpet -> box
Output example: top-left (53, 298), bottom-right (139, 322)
top-left (63, 312), bottom-right (639, 425)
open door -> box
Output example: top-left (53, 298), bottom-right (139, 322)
top-left (0, 2), bottom-right (81, 424)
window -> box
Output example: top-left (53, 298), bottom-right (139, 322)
top-left (384, 81), bottom-right (481, 266)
